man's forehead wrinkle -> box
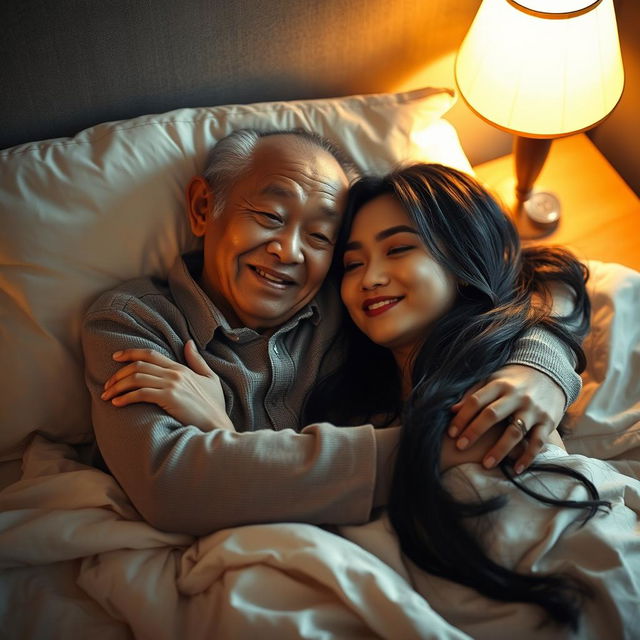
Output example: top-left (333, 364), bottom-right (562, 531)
top-left (250, 138), bottom-right (347, 193)
top-left (260, 169), bottom-right (344, 199)
top-left (259, 182), bottom-right (300, 199)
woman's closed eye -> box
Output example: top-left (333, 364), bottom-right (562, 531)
top-left (343, 244), bottom-right (415, 270)
top-left (387, 244), bottom-right (415, 256)
top-left (343, 257), bottom-right (363, 272)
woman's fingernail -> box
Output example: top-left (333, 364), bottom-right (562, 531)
top-left (112, 351), bottom-right (123, 359)
top-left (483, 456), bottom-right (496, 469)
top-left (457, 437), bottom-right (469, 450)
top-left (100, 391), bottom-right (108, 400)
top-left (448, 426), bottom-right (458, 438)
top-left (515, 464), bottom-right (524, 475)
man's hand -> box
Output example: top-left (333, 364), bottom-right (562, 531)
top-left (101, 340), bottom-right (235, 432)
top-left (448, 364), bottom-right (565, 473)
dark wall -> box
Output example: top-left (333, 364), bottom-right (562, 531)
top-left (588, 0), bottom-right (640, 197)
top-left (1, 0), bottom-right (637, 195)
top-left (0, 0), bottom-right (476, 149)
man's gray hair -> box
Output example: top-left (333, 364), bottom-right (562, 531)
top-left (202, 128), bottom-right (360, 218)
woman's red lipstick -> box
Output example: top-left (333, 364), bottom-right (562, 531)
top-left (362, 296), bottom-right (403, 317)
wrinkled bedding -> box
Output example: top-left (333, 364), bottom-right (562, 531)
top-left (2, 437), bottom-right (639, 639)
top-left (342, 445), bottom-right (640, 639)
top-left (0, 437), bottom-right (468, 640)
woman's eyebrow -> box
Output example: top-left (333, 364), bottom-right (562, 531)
top-left (344, 225), bottom-right (418, 252)
top-left (375, 225), bottom-right (418, 241)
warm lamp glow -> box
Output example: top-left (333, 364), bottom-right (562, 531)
top-left (455, 0), bottom-right (624, 237)
top-left (455, 0), bottom-right (624, 138)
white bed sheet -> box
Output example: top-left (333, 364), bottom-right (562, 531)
top-left (2, 434), bottom-right (640, 639)
top-left (0, 436), bottom-right (467, 640)
top-left (342, 445), bottom-right (640, 639)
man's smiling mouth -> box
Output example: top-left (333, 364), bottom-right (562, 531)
top-left (250, 265), bottom-right (296, 286)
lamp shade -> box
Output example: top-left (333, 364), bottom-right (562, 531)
top-left (455, 0), bottom-right (624, 138)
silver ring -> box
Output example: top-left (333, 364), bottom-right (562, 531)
top-left (509, 416), bottom-right (528, 439)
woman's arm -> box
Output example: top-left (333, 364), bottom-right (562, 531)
top-left (101, 340), bottom-right (235, 432)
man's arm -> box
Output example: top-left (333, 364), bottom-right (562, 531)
top-left (509, 281), bottom-right (584, 409)
top-left (449, 281), bottom-right (586, 470)
top-left (82, 297), bottom-right (393, 536)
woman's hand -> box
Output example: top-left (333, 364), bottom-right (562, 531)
top-left (448, 364), bottom-right (565, 473)
top-left (101, 340), bottom-right (235, 432)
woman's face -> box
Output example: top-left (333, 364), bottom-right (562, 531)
top-left (340, 194), bottom-right (457, 359)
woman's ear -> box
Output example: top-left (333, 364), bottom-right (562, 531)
top-left (186, 176), bottom-right (214, 237)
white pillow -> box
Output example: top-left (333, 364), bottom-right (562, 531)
top-left (563, 260), bottom-right (640, 459)
top-left (0, 87), bottom-right (471, 461)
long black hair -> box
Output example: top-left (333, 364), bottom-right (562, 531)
top-left (305, 163), bottom-right (609, 630)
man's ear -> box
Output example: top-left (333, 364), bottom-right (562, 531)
top-left (186, 176), bottom-right (214, 237)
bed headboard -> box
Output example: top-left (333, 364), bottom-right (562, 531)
top-left (0, 0), bottom-right (479, 150)
top-left (4, 0), bottom-right (637, 194)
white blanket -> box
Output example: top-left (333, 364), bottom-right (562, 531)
top-left (2, 437), bottom-right (640, 639)
top-left (0, 437), bottom-right (467, 640)
top-left (342, 446), bottom-right (640, 639)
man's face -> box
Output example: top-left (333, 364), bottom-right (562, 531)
top-left (193, 136), bottom-right (349, 331)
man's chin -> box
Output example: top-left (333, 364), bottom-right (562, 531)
top-left (236, 301), bottom-right (307, 332)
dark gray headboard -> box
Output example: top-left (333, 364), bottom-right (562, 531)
top-left (0, 0), bottom-right (476, 149)
top-left (3, 0), bottom-right (638, 196)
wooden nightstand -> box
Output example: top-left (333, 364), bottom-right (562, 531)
top-left (474, 134), bottom-right (640, 272)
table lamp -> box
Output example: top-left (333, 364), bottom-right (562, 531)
top-left (455, 0), bottom-right (624, 237)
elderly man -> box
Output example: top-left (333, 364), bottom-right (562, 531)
top-left (82, 129), bottom-right (581, 535)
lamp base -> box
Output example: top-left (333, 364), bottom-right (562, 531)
top-left (486, 176), bottom-right (561, 240)
top-left (516, 190), bottom-right (561, 239)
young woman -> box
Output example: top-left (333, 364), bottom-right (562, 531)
top-left (303, 163), bottom-right (608, 630)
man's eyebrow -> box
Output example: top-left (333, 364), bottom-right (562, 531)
top-left (344, 225), bottom-right (418, 252)
top-left (320, 205), bottom-right (340, 219)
